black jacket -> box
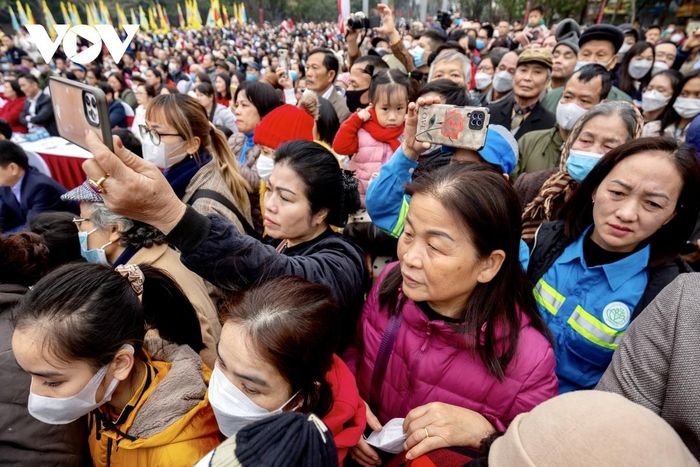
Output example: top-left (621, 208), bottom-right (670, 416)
top-left (487, 94), bottom-right (556, 141)
top-left (166, 207), bottom-right (368, 349)
top-left (19, 91), bottom-right (58, 136)
top-left (527, 221), bottom-right (692, 320)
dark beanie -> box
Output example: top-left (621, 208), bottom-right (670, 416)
top-left (208, 412), bottom-right (338, 467)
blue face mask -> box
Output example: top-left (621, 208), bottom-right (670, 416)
top-left (245, 73), bottom-right (258, 81)
top-left (78, 229), bottom-right (112, 266)
top-left (566, 149), bottom-right (603, 183)
top-left (476, 39), bottom-right (486, 50)
top-left (410, 46), bottom-right (425, 68)
top-left (289, 70), bottom-right (298, 82)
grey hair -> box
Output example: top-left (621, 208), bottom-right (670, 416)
top-left (428, 50), bottom-right (472, 85)
top-left (87, 203), bottom-right (134, 233)
top-left (571, 100), bottom-right (643, 147)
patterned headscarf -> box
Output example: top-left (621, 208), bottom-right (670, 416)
top-left (521, 101), bottom-right (644, 242)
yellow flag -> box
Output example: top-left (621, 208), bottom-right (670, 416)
top-left (26, 3), bottom-right (36, 24)
top-left (148, 5), bottom-right (158, 31)
top-left (177, 3), bottom-right (185, 29)
top-left (15, 1), bottom-right (28, 24)
top-left (42, 0), bottom-right (56, 33)
top-left (194, 0), bottom-right (203, 28)
top-left (72, 3), bottom-right (82, 23)
top-left (59, 1), bottom-right (70, 24)
top-left (99, 0), bottom-right (112, 25)
top-left (138, 6), bottom-right (148, 30)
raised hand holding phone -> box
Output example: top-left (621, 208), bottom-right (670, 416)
top-left (49, 76), bottom-right (114, 152)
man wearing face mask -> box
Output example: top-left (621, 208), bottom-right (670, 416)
top-left (488, 48), bottom-right (556, 141)
top-left (654, 41), bottom-right (678, 74)
top-left (168, 57), bottom-right (188, 84)
top-left (412, 30), bottom-right (445, 73)
top-left (245, 62), bottom-right (260, 82)
top-left (541, 24), bottom-right (632, 114)
top-left (345, 56), bottom-right (389, 113)
top-left (486, 50), bottom-right (518, 104)
top-left (515, 65), bottom-right (611, 178)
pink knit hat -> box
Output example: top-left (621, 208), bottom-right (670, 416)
top-left (253, 104), bottom-right (314, 150)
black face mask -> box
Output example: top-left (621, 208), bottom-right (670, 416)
top-left (345, 88), bottom-right (369, 113)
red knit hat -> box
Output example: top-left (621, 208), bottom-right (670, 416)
top-left (253, 104), bottom-right (315, 149)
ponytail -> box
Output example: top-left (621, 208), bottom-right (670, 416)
top-left (208, 125), bottom-right (253, 223)
top-left (12, 263), bottom-right (203, 369)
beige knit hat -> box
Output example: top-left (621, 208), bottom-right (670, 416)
top-left (489, 390), bottom-right (699, 467)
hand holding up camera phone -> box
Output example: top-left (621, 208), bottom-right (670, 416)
top-left (415, 102), bottom-right (489, 152)
top-left (401, 96), bottom-right (442, 160)
top-left (49, 77), bottom-right (113, 152)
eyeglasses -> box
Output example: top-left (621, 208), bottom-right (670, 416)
top-left (138, 124), bottom-right (181, 145)
top-left (72, 217), bottom-right (88, 228)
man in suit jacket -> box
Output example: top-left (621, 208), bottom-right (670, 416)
top-left (0, 140), bottom-right (75, 232)
top-left (306, 48), bottom-right (351, 122)
top-left (18, 74), bottom-right (58, 136)
top-left (488, 48), bottom-right (556, 141)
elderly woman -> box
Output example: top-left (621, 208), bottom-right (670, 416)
top-left (61, 185), bottom-right (220, 368)
top-left (427, 49), bottom-right (473, 89)
top-left (350, 163), bottom-right (557, 465)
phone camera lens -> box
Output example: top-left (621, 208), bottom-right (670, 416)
top-left (469, 111), bottom-right (485, 130)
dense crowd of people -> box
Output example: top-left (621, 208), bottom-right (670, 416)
top-left (1, 5), bottom-right (700, 466)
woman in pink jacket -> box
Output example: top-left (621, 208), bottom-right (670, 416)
top-left (348, 163), bottom-right (558, 465)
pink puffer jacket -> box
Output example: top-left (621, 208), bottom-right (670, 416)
top-left (347, 128), bottom-right (395, 207)
top-left (347, 264), bottom-right (558, 432)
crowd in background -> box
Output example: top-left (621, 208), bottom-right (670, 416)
top-left (1, 6), bottom-right (700, 466)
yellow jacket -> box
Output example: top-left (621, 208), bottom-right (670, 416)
top-left (88, 341), bottom-right (222, 467)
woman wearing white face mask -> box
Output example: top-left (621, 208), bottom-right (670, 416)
top-left (617, 41), bottom-right (655, 102)
top-left (640, 69), bottom-right (681, 123)
top-left (643, 70), bottom-right (700, 143)
top-left (140, 93), bottom-right (253, 234)
top-left (196, 276), bottom-right (365, 466)
top-left (471, 56), bottom-right (496, 105)
top-left (129, 83), bottom-right (156, 142)
top-left (520, 101), bottom-right (643, 242)
top-left (11, 263), bottom-right (222, 466)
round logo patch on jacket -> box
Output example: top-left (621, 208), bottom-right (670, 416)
top-left (602, 302), bottom-right (631, 330)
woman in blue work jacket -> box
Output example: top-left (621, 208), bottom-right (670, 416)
top-left (527, 136), bottom-right (700, 393)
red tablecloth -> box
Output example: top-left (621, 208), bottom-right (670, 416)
top-left (18, 137), bottom-right (92, 190)
top-left (38, 152), bottom-right (86, 190)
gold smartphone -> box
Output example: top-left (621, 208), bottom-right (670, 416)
top-left (416, 104), bottom-right (490, 150)
top-left (48, 76), bottom-right (114, 152)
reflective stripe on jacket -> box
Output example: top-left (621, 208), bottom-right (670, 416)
top-left (535, 227), bottom-right (649, 393)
